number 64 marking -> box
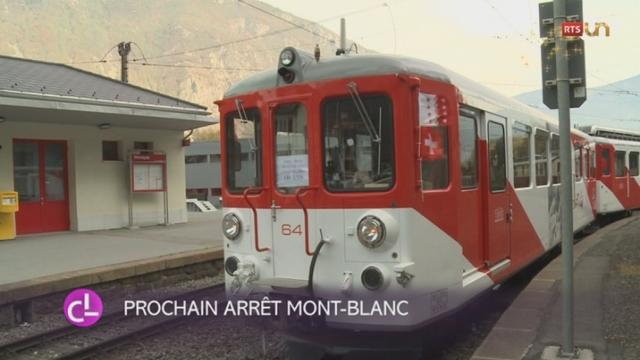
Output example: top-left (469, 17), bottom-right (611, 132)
top-left (281, 224), bottom-right (303, 236)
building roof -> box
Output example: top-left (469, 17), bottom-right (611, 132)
top-left (0, 55), bottom-right (213, 131)
top-left (0, 55), bottom-right (206, 110)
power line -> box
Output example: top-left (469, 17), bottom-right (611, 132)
top-left (130, 62), bottom-right (264, 71)
top-left (130, 2), bottom-right (386, 62)
top-left (237, 0), bottom-right (333, 42)
top-left (481, 0), bottom-right (537, 45)
top-left (67, 44), bottom-right (121, 65)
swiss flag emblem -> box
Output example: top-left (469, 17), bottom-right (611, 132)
top-left (420, 126), bottom-right (445, 160)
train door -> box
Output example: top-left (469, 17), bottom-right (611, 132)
top-left (484, 113), bottom-right (511, 266)
top-left (270, 102), bottom-right (313, 280)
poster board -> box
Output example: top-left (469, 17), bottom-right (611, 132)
top-left (130, 153), bottom-right (167, 192)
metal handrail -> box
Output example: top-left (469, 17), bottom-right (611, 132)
top-left (294, 186), bottom-right (318, 256)
top-left (242, 187), bottom-right (270, 252)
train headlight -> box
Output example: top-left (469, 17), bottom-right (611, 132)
top-left (222, 213), bottom-right (241, 240)
top-left (357, 216), bottom-right (386, 248)
top-left (279, 49), bottom-right (295, 67)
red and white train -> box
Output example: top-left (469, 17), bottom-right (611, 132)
top-left (215, 47), bottom-right (640, 334)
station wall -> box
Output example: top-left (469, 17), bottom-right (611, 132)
top-left (0, 121), bottom-right (188, 232)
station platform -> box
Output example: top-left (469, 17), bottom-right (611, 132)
top-left (471, 215), bottom-right (640, 360)
top-left (0, 212), bottom-right (223, 306)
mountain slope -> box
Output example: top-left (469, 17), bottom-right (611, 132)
top-left (515, 75), bottom-right (640, 130)
top-left (0, 0), bottom-right (343, 131)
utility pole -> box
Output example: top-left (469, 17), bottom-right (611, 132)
top-left (117, 42), bottom-right (131, 83)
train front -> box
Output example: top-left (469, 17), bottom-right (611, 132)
top-left (216, 47), bottom-right (471, 334)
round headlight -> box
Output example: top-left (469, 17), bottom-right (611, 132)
top-left (280, 49), bottom-right (295, 67)
top-left (223, 213), bottom-right (241, 240)
top-left (357, 216), bottom-right (386, 248)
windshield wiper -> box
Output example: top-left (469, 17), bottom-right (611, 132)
top-left (234, 98), bottom-right (257, 152)
top-left (346, 82), bottom-right (381, 143)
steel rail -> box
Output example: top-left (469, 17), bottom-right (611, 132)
top-left (0, 283), bottom-right (224, 358)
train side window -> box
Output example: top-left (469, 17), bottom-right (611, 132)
top-left (512, 123), bottom-right (531, 188)
top-left (574, 146), bottom-right (582, 181)
top-left (551, 134), bottom-right (560, 184)
top-left (459, 114), bottom-right (478, 189)
top-left (225, 108), bottom-right (262, 193)
top-left (630, 152), bottom-right (639, 176)
top-left (582, 149), bottom-right (588, 179)
top-left (615, 151), bottom-right (626, 177)
top-left (488, 121), bottom-right (506, 192)
top-left (590, 149), bottom-right (596, 178)
top-left (534, 129), bottom-right (549, 186)
top-left (602, 149), bottom-right (611, 176)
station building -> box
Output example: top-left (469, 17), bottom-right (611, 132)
top-left (0, 55), bottom-right (212, 235)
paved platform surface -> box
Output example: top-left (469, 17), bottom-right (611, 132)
top-left (0, 212), bottom-right (223, 304)
top-left (471, 215), bottom-right (640, 360)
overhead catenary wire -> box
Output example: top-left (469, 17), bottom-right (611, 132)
top-left (128, 2), bottom-right (387, 62)
top-left (129, 62), bottom-right (264, 72)
top-left (237, 0), bottom-right (333, 42)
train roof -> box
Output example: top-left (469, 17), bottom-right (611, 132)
top-left (223, 49), bottom-right (590, 136)
top-left (580, 125), bottom-right (640, 142)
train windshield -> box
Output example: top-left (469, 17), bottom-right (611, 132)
top-left (224, 108), bottom-right (262, 193)
top-left (322, 95), bottom-right (394, 192)
top-left (274, 103), bottom-right (309, 194)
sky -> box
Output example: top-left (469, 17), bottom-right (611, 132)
top-left (261, 0), bottom-right (640, 96)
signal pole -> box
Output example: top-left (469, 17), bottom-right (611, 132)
top-left (553, 0), bottom-right (575, 356)
top-left (539, 0), bottom-right (590, 358)
top-left (118, 42), bottom-right (131, 83)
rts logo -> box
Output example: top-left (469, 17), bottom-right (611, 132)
top-left (63, 289), bottom-right (103, 327)
top-left (562, 21), bottom-right (611, 37)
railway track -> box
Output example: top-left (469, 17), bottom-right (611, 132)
top-left (0, 283), bottom-right (225, 360)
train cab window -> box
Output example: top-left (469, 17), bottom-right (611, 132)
top-left (630, 152), bottom-right (639, 176)
top-left (602, 149), bottom-right (611, 176)
top-left (615, 151), bottom-right (626, 177)
top-left (534, 129), bottom-right (549, 186)
top-left (512, 123), bottom-right (531, 188)
top-left (459, 113), bottom-right (477, 189)
top-left (488, 122), bottom-right (506, 192)
top-left (323, 95), bottom-right (394, 192)
top-left (224, 108), bottom-right (262, 193)
top-left (551, 134), bottom-right (560, 184)
top-left (274, 103), bottom-right (309, 194)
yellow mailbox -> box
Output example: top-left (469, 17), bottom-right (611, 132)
top-left (0, 192), bottom-right (19, 240)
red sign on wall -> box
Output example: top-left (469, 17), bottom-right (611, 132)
top-left (562, 21), bottom-right (584, 37)
top-left (130, 152), bottom-right (167, 192)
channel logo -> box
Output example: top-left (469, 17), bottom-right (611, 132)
top-left (63, 288), bottom-right (103, 327)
